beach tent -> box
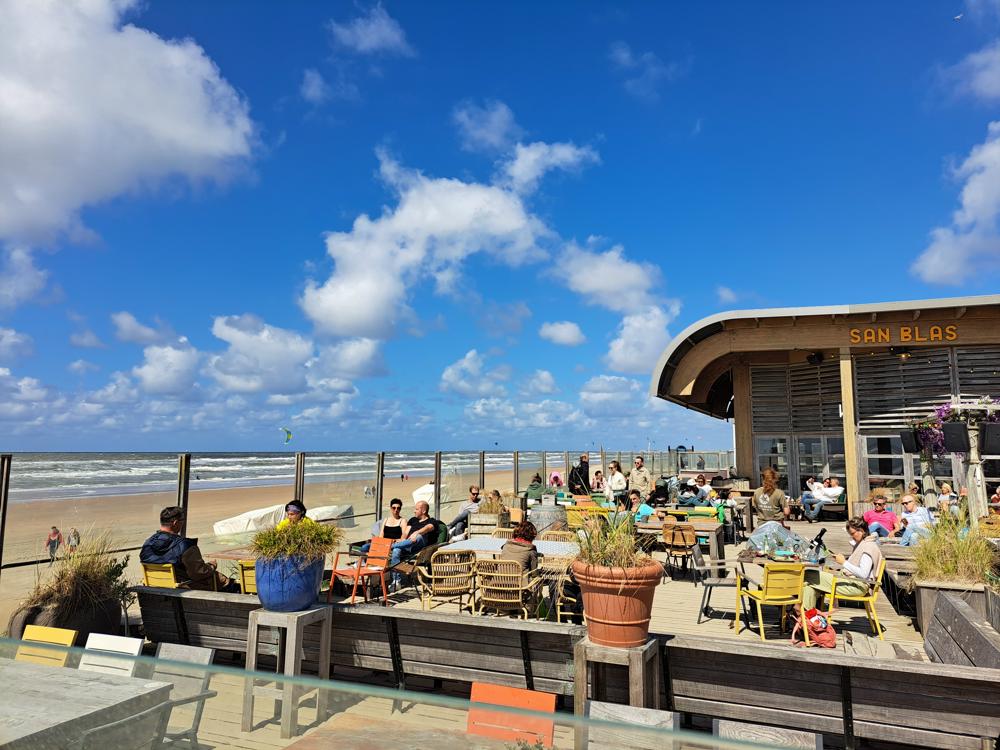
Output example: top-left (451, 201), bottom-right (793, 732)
top-left (412, 483), bottom-right (435, 505)
top-left (213, 503), bottom-right (355, 536)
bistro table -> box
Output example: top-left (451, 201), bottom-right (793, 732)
top-left (636, 520), bottom-right (725, 562)
top-left (0, 659), bottom-right (172, 750)
top-left (442, 537), bottom-right (579, 558)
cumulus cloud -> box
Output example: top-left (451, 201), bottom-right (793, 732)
top-left (0, 0), bottom-right (255, 244)
top-left (945, 39), bottom-right (1000, 102)
top-left (300, 149), bottom-right (547, 337)
top-left (716, 285), bottom-right (738, 304)
top-left (69, 359), bottom-right (99, 375)
top-left (70, 329), bottom-right (104, 348)
top-left (207, 314), bottom-right (314, 394)
top-left (464, 396), bottom-right (582, 432)
top-left (558, 240), bottom-right (662, 313)
top-left (502, 142), bottom-right (600, 194)
top-left (0, 248), bottom-right (48, 309)
top-left (313, 338), bottom-right (387, 379)
top-left (328, 4), bottom-right (414, 56)
top-left (579, 374), bottom-right (644, 418)
top-left (608, 41), bottom-right (685, 102)
top-left (300, 68), bottom-right (331, 104)
top-left (132, 338), bottom-right (200, 395)
top-left (90, 372), bottom-right (138, 403)
top-left (539, 321), bottom-right (586, 346)
top-left (605, 305), bottom-right (678, 374)
top-left (913, 121), bottom-right (1000, 283)
top-left (112, 312), bottom-right (170, 345)
top-left (0, 328), bottom-right (32, 362)
top-left (522, 369), bottom-right (558, 396)
top-left (453, 100), bottom-right (524, 152)
top-left (439, 349), bottom-right (509, 398)
top-left (477, 301), bottom-right (532, 339)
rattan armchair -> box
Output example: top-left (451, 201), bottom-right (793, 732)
top-left (538, 530), bottom-right (577, 542)
top-left (492, 528), bottom-right (515, 540)
top-left (475, 559), bottom-right (543, 619)
top-left (416, 549), bottom-right (476, 612)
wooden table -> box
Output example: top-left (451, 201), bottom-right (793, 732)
top-left (0, 659), bottom-right (172, 749)
top-left (206, 545), bottom-right (255, 562)
top-left (636, 521), bottom-right (725, 562)
top-left (442, 538), bottom-right (579, 558)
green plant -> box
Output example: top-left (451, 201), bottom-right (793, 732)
top-left (911, 509), bottom-right (999, 587)
top-left (505, 740), bottom-right (547, 750)
top-left (251, 520), bottom-right (342, 561)
top-left (478, 494), bottom-right (506, 514)
top-left (576, 511), bottom-right (652, 569)
top-left (24, 531), bottom-right (134, 620)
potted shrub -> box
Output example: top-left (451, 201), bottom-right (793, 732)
top-left (251, 521), bottom-right (341, 611)
top-left (571, 512), bottom-right (662, 648)
top-left (909, 510), bottom-right (999, 633)
top-left (6, 532), bottom-right (132, 645)
top-left (468, 493), bottom-right (510, 537)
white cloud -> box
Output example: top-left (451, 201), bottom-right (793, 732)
top-left (608, 41), bottom-right (685, 102)
top-left (478, 301), bottom-right (532, 338)
top-left (300, 149), bottom-right (547, 337)
top-left (328, 4), bottom-right (414, 56)
top-left (716, 285), bottom-right (738, 304)
top-left (0, 248), bottom-right (48, 309)
top-left (605, 305), bottom-right (678, 374)
top-left (523, 369), bottom-right (558, 396)
top-left (558, 240), bottom-right (662, 313)
top-left (0, 0), bottom-right (254, 244)
top-left (90, 372), bottom-right (137, 403)
top-left (70, 329), bottom-right (104, 348)
top-left (300, 68), bottom-right (331, 104)
top-left (313, 338), bottom-right (386, 379)
top-left (207, 314), bottom-right (314, 394)
top-left (464, 396), bottom-right (582, 431)
top-left (68, 359), bottom-right (99, 375)
top-left (502, 141), bottom-right (600, 194)
top-left (439, 349), bottom-right (508, 398)
top-left (112, 311), bottom-right (170, 345)
top-left (132, 338), bottom-right (200, 395)
top-left (0, 328), bottom-right (32, 361)
top-left (453, 100), bottom-right (523, 152)
top-left (579, 374), bottom-right (644, 418)
top-left (946, 39), bottom-right (1000, 101)
top-left (913, 121), bottom-right (1000, 283)
top-left (292, 391), bottom-right (359, 424)
top-left (539, 321), bottom-right (586, 346)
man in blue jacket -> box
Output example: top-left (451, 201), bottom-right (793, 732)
top-left (140, 506), bottom-right (239, 592)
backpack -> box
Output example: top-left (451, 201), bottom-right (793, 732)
top-left (791, 609), bottom-right (837, 648)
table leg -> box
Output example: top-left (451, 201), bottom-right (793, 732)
top-left (281, 623), bottom-right (301, 739)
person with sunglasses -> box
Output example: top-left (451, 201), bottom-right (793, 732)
top-left (862, 493), bottom-right (899, 538)
top-left (898, 494), bottom-right (934, 546)
top-left (627, 455), bottom-right (653, 501)
top-left (447, 484), bottom-right (482, 538)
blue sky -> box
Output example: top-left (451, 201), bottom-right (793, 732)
top-left (3, 1), bottom-right (1000, 452)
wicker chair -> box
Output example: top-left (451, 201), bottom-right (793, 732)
top-left (538, 530), bottom-right (577, 542)
top-left (476, 559), bottom-right (543, 619)
top-left (663, 523), bottom-right (699, 578)
top-left (416, 549), bottom-right (476, 612)
top-left (552, 569), bottom-right (579, 623)
top-left (492, 528), bottom-right (515, 540)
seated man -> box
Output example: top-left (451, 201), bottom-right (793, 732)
top-left (140, 506), bottom-right (239, 592)
top-left (863, 496), bottom-right (899, 538)
top-left (626, 489), bottom-right (656, 522)
top-left (447, 485), bottom-right (481, 537)
top-left (898, 493), bottom-right (934, 546)
top-left (389, 500), bottom-right (440, 584)
top-left (801, 477), bottom-right (844, 522)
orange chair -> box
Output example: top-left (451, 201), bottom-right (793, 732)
top-left (329, 536), bottom-right (393, 605)
top-left (467, 682), bottom-right (556, 747)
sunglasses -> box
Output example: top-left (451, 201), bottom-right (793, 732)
top-left (390, 505), bottom-right (403, 510)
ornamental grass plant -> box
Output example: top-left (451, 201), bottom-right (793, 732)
top-left (477, 494), bottom-right (506, 514)
top-left (576, 511), bottom-right (652, 570)
top-left (250, 520), bottom-right (341, 562)
top-left (912, 509), bottom-right (999, 587)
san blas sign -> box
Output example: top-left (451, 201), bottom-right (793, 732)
top-left (848, 325), bottom-right (959, 344)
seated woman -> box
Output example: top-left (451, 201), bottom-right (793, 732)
top-left (937, 482), bottom-right (959, 517)
top-left (276, 500), bottom-right (317, 530)
top-left (358, 497), bottom-right (406, 554)
top-left (678, 480), bottom-right (712, 507)
top-left (801, 517), bottom-right (882, 612)
top-left (548, 471), bottom-right (564, 489)
top-left (500, 521), bottom-right (539, 572)
top-left (525, 473), bottom-right (545, 501)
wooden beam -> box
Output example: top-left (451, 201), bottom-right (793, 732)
top-left (732, 364), bottom-right (753, 480)
top-left (839, 350), bottom-right (860, 516)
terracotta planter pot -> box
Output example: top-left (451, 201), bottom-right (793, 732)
top-left (571, 559), bottom-right (662, 648)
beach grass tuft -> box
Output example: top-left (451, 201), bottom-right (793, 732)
top-left (576, 511), bottom-right (652, 569)
top-left (913, 510), bottom-right (998, 586)
top-left (251, 520), bottom-right (342, 561)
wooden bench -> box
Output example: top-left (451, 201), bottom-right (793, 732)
top-left (925, 592), bottom-right (1000, 669)
top-left (133, 587), bottom-right (585, 696)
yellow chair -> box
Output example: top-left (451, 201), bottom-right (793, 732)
top-left (830, 557), bottom-right (887, 639)
top-left (508, 507), bottom-right (524, 524)
top-left (736, 562), bottom-right (806, 642)
top-left (237, 560), bottom-right (257, 594)
top-left (566, 506), bottom-right (610, 529)
top-left (17, 624), bottom-right (78, 667)
top-left (142, 562), bottom-right (182, 588)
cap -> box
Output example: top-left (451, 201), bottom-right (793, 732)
top-left (687, 478), bottom-right (697, 486)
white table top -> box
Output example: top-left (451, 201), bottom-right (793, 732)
top-left (0, 658), bottom-right (172, 749)
top-left (442, 537), bottom-right (579, 557)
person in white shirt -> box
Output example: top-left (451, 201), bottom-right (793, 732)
top-left (801, 477), bottom-right (844, 522)
top-left (801, 517), bottom-right (882, 611)
top-left (606, 460), bottom-right (627, 503)
top-left (898, 494), bottom-right (934, 546)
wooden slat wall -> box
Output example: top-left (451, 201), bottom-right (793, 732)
top-left (750, 361), bottom-right (841, 434)
top-left (956, 346), bottom-right (1000, 401)
top-left (856, 348), bottom-right (952, 431)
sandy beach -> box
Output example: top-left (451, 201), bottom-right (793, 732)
top-left (0, 467), bottom-right (533, 630)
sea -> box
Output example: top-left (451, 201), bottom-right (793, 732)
top-left (2, 451), bottom-right (572, 503)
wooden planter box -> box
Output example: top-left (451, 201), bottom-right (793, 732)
top-left (925, 592), bottom-right (1000, 667)
top-left (914, 580), bottom-right (987, 634)
top-left (987, 586), bottom-right (1000, 633)
top-left (468, 511), bottom-right (510, 537)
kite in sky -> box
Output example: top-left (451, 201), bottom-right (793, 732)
top-left (280, 427), bottom-right (292, 444)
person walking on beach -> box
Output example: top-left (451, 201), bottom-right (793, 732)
top-left (66, 527), bottom-right (80, 555)
top-left (44, 527), bottom-right (63, 565)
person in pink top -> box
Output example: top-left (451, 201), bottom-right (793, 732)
top-left (862, 496), bottom-right (899, 538)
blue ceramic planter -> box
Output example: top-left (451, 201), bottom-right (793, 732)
top-left (255, 556), bottom-right (324, 611)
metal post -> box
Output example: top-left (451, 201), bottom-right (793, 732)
top-left (478, 450), bottom-right (486, 490)
top-left (433, 452), bottom-right (442, 520)
top-left (294, 452), bottom-right (306, 503)
top-left (513, 450), bottom-right (520, 494)
top-left (564, 451), bottom-right (570, 478)
top-left (376, 452), bottom-right (385, 520)
top-left (177, 453), bottom-right (191, 538)
top-left (541, 452), bottom-right (547, 483)
top-left (0, 454), bottom-right (12, 584)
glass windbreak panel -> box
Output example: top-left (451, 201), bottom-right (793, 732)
top-left (517, 451), bottom-right (543, 492)
top-left (384, 451), bottom-right (436, 506)
top-left (544, 451), bottom-right (566, 483)
top-left (703, 453), bottom-right (721, 472)
top-left (440, 452), bottom-right (479, 524)
top-left (483, 451), bottom-right (515, 500)
top-left (866, 436), bottom-right (902, 455)
top-left (677, 450), bottom-right (692, 470)
top-left (303, 453), bottom-right (378, 552)
top-left (0, 452), bottom-right (180, 631)
top-left (0, 638), bottom-right (774, 750)
top-left (869, 476), bottom-right (905, 498)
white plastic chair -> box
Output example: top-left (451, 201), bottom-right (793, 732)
top-left (78, 633), bottom-right (144, 677)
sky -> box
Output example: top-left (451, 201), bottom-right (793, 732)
top-left (3, 1), bottom-right (1000, 453)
